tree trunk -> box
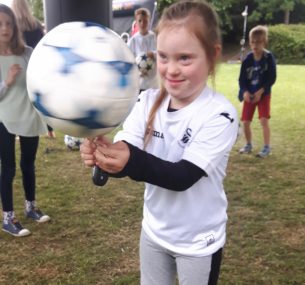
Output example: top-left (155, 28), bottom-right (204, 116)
top-left (284, 9), bottom-right (290, 24)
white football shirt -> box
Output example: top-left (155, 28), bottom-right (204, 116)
top-left (115, 86), bottom-right (238, 256)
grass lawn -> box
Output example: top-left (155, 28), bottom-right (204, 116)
top-left (0, 64), bottom-right (304, 285)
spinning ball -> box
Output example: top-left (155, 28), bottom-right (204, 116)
top-left (27, 22), bottom-right (139, 137)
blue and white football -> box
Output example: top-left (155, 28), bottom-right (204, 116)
top-left (64, 135), bottom-right (84, 150)
top-left (26, 22), bottom-right (139, 137)
top-left (136, 52), bottom-right (155, 76)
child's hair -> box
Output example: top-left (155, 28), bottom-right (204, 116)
top-left (11, 0), bottom-right (41, 32)
top-left (0, 4), bottom-right (25, 55)
top-left (134, 7), bottom-right (151, 19)
top-left (249, 25), bottom-right (268, 43)
top-left (144, 0), bottom-right (222, 147)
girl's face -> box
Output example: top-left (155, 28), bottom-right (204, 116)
top-left (157, 26), bottom-right (211, 109)
top-left (0, 12), bottom-right (13, 45)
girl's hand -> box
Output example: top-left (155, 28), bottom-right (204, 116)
top-left (5, 64), bottom-right (22, 87)
top-left (94, 135), bottom-right (112, 147)
top-left (94, 141), bottom-right (130, 174)
top-left (80, 138), bottom-right (98, 167)
top-left (80, 136), bottom-right (112, 167)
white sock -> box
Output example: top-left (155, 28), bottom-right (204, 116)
top-left (25, 200), bottom-right (36, 212)
top-left (3, 211), bottom-right (15, 224)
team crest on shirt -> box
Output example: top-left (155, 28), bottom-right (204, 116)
top-left (178, 128), bottom-right (192, 147)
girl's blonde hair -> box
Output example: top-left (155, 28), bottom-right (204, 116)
top-left (11, 0), bottom-right (40, 32)
top-left (0, 4), bottom-right (25, 55)
top-left (144, 0), bottom-right (222, 147)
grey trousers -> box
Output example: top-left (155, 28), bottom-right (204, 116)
top-left (140, 229), bottom-right (222, 285)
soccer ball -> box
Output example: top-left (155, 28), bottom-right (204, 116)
top-left (64, 135), bottom-right (84, 150)
top-left (26, 22), bottom-right (139, 137)
top-left (135, 52), bottom-right (155, 76)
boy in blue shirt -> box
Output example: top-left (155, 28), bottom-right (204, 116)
top-left (238, 25), bottom-right (276, 157)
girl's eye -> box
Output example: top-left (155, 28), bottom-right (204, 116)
top-left (180, 55), bottom-right (191, 64)
top-left (157, 53), bottom-right (167, 61)
top-left (181, 55), bottom-right (189, 61)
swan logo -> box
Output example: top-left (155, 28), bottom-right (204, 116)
top-left (179, 128), bottom-right (192, 147)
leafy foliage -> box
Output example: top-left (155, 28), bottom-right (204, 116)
top-left (268, 24), bottom-right (305, 64)
top-left (251, 0), bottom-right (305, 24)
top-left (157, 0), bottom-right (175, 13)
top-left (156, 0), bottom-right (305, 42)
top-left (28, 0), bottom-right (43, 22)
top-left (29, 0), bottom-right (305, 45)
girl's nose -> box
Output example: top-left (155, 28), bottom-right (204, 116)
top-left (167, 61), bottom-right (179, 75)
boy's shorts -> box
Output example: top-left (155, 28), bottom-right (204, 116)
top-left (241, 94), bottom-right (271, 121)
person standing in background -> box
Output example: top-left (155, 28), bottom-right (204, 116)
top-left (238, 25), bottom-right (276, 158)
top-left (0, 4), bottom-right (50, 237)
top-left (128, 7), bottom-right (158, 92)
top-left (11, 0), bottom-right (55, 138)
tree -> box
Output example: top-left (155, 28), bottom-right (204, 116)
top-left (28, 0), bottom-right (44, 22)
top-left (157, 0), bottom-right (175, 14)
top-left (156, 0), bottom-right (250, 42)
top-left (251, 0), bottom-right (305, 24)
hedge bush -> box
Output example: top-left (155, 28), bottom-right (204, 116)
top-left (268, 24), bottom-right (305, 64)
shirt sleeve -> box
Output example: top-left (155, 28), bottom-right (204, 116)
top-left (0, 81), bottom-right (8, 100)
top-left (182, 106), bottom-right (238, 176)
top-left (238, 55), bottom-right (250, 101)
top-left (24, 46), bottom-right (33, 62)
top-left (262, 52), bottom-right (276, 95)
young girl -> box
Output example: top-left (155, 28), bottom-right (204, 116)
top-left (11, 0), bottom-right (56, 139)
top-left (80, 1), bottom-right (238, 284)
top-left (0, 4), bottom-right (50, 237)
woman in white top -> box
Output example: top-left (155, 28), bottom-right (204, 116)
top-left (81, 1), bottom-right (238, 284)
top-left (0, 4), bottom-right (50, 238)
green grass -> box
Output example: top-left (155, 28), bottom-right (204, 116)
top-left (0, 64), bottom-right (304, 285)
